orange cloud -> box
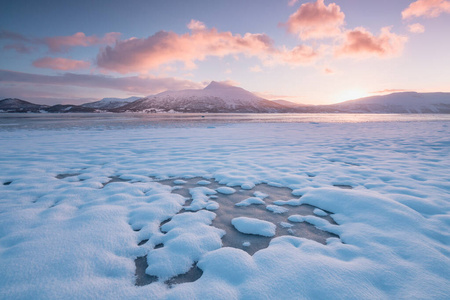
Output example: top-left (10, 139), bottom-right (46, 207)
top-left (32, 57), bottom-right (90, 70)
top-left (402, 0), bottom-right (450, 19)
top-left (45, 32), bottom-right (121, 52)
top-left (408, 23), bottom-right (425, 33)
top-left (97, 21), bottom-right (321, 73)
top-left (335, 27), bottom-right (407, 58)
top-left (284, 0), bottom-right (345, 40)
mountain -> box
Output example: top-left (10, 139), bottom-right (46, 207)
top-left (43, 104), bottom-right (98, 113)
top-left (81, 96), bottom-right (141, 110)
top-left (0, 98), bottom-right (48, 112)
top-left (323, 92), bottom-right (450, 113)
top-left (272, 99), bottom-right (306, 108)
top-left (114, 81), bottom-right (287, 113)
top-left (2, 91), bottom-right (450, 114)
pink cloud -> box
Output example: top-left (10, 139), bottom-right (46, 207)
top-left (272, 45), bottom-right (320, 65)
top-left (32, 57), bottom-right (90, 70)
top-left (284, 0), bottom-right (345, 40)
top-left (288, 0), bottom-right (299, 7)
top-left (402, 0), bottom-right (450, 19)
top-left (187, 19), bottom-right (206, 31)
top-left (45, 32), bottom-right (120, 52)
top-left (97, 21), bottom-right (320, 74)
top-left (408, 23), bottom-right (426, 33)
top-left (335, 27), bottom-right (407, 58)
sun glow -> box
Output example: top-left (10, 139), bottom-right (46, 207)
top-left (335, 89), bottom-right (369, 103)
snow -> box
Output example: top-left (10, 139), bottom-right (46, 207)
top-left (197, 180), bottom-right (211, 185)
top-left (216, 187), bottom-right (236, 195)
top-left (313, 208), bottom-right (328, 216)
top-left (173, 179), bottom-right (187, 185)
top-left (266, 204), bottom-right (289, 214)
top-left (253, 191), bottom-right (268, 199)
top-left (231, 217), bottom-right (276, 237)
top-left (0, 118), bottom-right (449, 299)
top-left (235, 197), bottom-right (265, 207)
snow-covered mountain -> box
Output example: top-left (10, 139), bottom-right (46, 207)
top-left (114, 81), bottom-right (287, 113)
top-left (81, 96), bottom-right (141, 110)
top-left (324, 92), bottom-right (450, 113)
top-left (0, 98), bottom-right (48, 112)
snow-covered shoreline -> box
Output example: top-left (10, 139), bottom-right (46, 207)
top-left (1, 121), bottom-right (449, 299)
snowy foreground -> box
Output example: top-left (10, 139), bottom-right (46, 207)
top-left (1, 121), bottom-right (449, 299)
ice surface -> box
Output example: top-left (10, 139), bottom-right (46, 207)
top-left (0, 120), bottom-right (449, 299)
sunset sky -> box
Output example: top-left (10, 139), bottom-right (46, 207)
top-left (1, 0), bottom-right (450, 105)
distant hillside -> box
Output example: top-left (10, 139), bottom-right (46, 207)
top-left (324, 92), bottom-right (450, 113)
top-left (272, 100), bottom-right (306, 108)
top-left (81, 96), bottom-right (141, 110)
top-left (0, 98), bottom-right (48, 112)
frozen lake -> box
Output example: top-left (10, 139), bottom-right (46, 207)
top-left (0, 115), bottom-right (449, 299)
top-left (1, 112), bottom-right (450, 130)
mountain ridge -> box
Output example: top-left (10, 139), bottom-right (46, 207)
top-left (2, 85), bottom-right (450, 113)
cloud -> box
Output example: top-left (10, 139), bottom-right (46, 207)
top-left (288, 0), bottom-right (299, 7)
top-left (324, 67), bottom-right (334, 74)
top-left (0, 30), bottom-right (38, 53)
top-left (45, 32), bottom-right (121, 52)
top-left (0, 30), bottom-right (120, 53)
top-left (0, 30), bottom-right (32, 42)
top-left (250, 65), bottom-right (262, 72)
top-left (97, 20), bottom-right (321, 74)
top-left (284, 0), bottom-right (345, 40)
top-left (371, 89), bottom-right (410, 94)
top-left (33, 57), bottom-right (91, 70)
top-left (408, 23), bottom-right (426, 33)
top-left (335, 27), bottom-right (407, 58)
top-left (402, 0), bottom-right (450, 19)
top-left (3, 43), bottom-right (36, 53)
top-left (187, 19), bottom-right (206, 31)
top-left (0, 69), bottom-right (202, 95)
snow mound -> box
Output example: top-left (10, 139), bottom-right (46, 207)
top-left (266, 205), bottom-right (289, 214)
top-left (231, 217), bottom-right (276, 237)
top-left (216, 187), bottom-right (236, 195)
top-left (235, 197), bottom-right (265, 207)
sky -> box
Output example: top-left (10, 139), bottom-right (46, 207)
top-left (1, 0), bottom-right (450, 105)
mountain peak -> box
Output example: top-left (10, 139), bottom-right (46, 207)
top-left (204, 81), bottom-right (233, 90)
